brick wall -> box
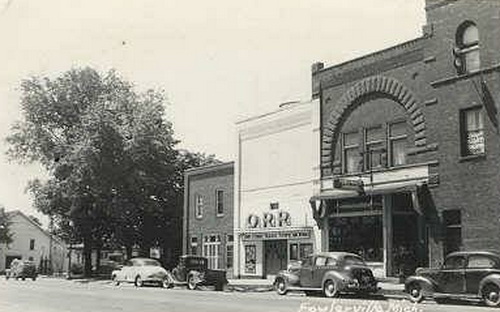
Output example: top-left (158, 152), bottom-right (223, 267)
top-left (184, 163), bottom-right (234, 274)
top-left (315, 0), bottom-right (500, 265)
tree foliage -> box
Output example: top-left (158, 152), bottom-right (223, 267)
top-left (6, 67), bottom-right (219, 274)
top-left (0, 207), bottom-right (13, 245)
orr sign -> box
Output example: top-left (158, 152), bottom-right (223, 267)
top-left (247, 210), bottom-right (291, 228)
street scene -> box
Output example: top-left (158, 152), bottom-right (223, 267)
top-left (1, 0), bottom-right (500, 311)
top-left (0, 278), bottom-right (496, 312)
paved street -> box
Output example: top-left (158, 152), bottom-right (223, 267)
top-left (0, 277), bottom-right (497, 312)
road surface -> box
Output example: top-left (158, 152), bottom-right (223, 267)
top-left (0, 277), bottom-right (496, 312)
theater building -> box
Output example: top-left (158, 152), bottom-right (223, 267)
top-left (183, 162), bottom-right (234, 278)
top-left (310, 0), bottom-right (500, 277)
top-left (234, 99), bottom-right (321, 278)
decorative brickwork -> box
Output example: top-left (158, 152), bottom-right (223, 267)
top-left (321, 76), bottom-right (426, 174)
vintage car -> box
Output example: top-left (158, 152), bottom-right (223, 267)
top-left (171, 255), bottom-right (228, 291)
top-left (5, 259), bottom-right (38, 281)
top-left (405, 251), bottom-right (500, 307)
top-left (274, 252), bottom-right (378, 298)
top-left (111, 257), bottom-right (174, 288)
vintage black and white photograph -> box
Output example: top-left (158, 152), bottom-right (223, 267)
top-left (1, 0), bottom-right (499, 311)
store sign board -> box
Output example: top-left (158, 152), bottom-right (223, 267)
top-left (247, 210), bottom-right (291, 228)
top-left (242, 230), bottom-right (310, 241)
top-left (333, 177), bottom-right (364, 193)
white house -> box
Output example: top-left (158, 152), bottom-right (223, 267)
top-left (0, 210), bottom-right (68, 274)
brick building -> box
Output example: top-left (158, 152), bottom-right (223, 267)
top-left (183, 162), bottom-right (234, 278)
top-left (311, 0), bottom-right (500, 277)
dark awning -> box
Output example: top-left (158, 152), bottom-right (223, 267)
top-left (310, 181), bottom-right (425, 215)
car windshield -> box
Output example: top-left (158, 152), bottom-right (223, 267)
top-left (186, 258), bottom-right (206, 266)
top-left (135, 259), bottom-right (161, 266)
top-left (343, 255), bottom-right (365, 266)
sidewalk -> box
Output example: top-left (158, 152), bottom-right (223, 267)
top-left (227, 278), bottom-right (406, 298)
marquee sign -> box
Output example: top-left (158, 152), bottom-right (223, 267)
top-left (246, 210), bottom-right (291, 228)
top-left (242, 229), bottom-right (311, 241)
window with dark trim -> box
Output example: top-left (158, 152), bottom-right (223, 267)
top-left (460, 107), bottom-right (484, 156)
top-left (216, 190), bottom-right (224, 216)
top-left (365, 126), bottom-right (385, 170)
top-left (389, 121), bottom-right (407, 166)
top-left (455, 22), bottom-right (480, 74)
top-left (29, 239), bottom-right (35, 250)
top-left (343, 131), bottom-right (361, 174)
top-left (195, 194), bottom-right (203, 219)
top-left (339, 121), bottom-right (407, 173)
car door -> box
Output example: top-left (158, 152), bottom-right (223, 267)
top-left (122, 260), bottom-right (133, 282)
top-left (437, 255), bottom-right (466, 293)
top-left (465, 255), bottom-right (498, 294)
top-left (312, 256), bottom-right (329, 287)
top-left (299, 256), bottom-right (314, 287)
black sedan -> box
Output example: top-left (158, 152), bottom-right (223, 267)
top-left (405, 251), bottom-right (500, 307)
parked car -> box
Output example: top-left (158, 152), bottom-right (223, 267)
top-left (171, 255), bottom-right (228, 291)
top-left (405, 251), bottom-right (500, 307)
top-left (6, 259), bottom-right (37, 281)
top-left (111, 257), bottom-right (173, 288)
top-left (274, 252), bottom-right (378, 298)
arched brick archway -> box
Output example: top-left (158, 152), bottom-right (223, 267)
top-left (321, 75), bottom-right (426, 175)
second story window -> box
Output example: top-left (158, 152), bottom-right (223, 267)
top-left (455, 22), bottom-right (480, 74)
top-left (460, 107), bottom-right (484, 156)
top-left (343, 132), bottom-right (361, 174)
top-left (389, 121), bottom-right (407, 166)
top-left (195, 194), bottom-right (204, 219)
top-left (29, 239), bottom-right (35, 250)
top-left (365, 126), bottom-right (385, 170)
top-left (216, 190), bottom-right (224, 216)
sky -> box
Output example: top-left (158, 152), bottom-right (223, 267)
top-left (0, 0), bottom-right (426, 224)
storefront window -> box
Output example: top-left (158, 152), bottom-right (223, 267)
top-left (299, 243), bottom-right (313, 260)
top-left (290, 243), bottom-right (299, 261)
top-left (244, 245), bottom-right (256, 274)
top-left (226, 245), bottom-right (233, 269)
top-left (204, 235), bottom-right (220, 269)
top-left (328, 215), bottom-right (383, 262)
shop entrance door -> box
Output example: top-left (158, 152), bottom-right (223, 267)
top-left (264, 240), bottom-right (287, 276)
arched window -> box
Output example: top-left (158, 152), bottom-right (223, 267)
top-left (455, 22), bottom-right (480, 74)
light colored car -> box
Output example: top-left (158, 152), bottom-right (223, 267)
top-left (111, 257), bottom-right (173, 288)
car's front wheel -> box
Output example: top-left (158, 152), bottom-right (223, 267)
top-left (134, 276), bottom-right (143, 287)
top-left (112, 275), bottom-right (120, 286)
top-left (187, 275), bottom-right (197, 290)
top-left (323, 280), bottom-right (339, 298)
top-left (482, 283), bottom-right (500, 307)
top-left (407, 282), bottom-right (424, 303)
top-left (275, 278), bottom-right (288, 295)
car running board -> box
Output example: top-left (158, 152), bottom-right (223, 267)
top-left (287, 286), bottom-right (323, 291)
top-left (432, 293), bottom-right (481, 300)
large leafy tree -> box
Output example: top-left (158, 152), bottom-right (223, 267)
top-left (6, 68), bottom-right (193, 275)
top-left (0, 207), bottom-right (13, 245)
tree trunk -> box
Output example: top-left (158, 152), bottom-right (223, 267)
top-left (83, 235), bottom-right (92, 278)
top-left (125, 244), bottom-right (132, 260)
top-left (95, 245), bottom-right (102, 275)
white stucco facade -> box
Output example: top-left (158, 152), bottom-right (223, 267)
top-left (0, 211), bottom-right (68, 274)
top-left (234, 99), bottom-right (321, 278)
